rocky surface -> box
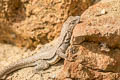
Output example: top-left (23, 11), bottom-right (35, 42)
top-left (0, 0), bottom-right (96, 49)
top-left (56, 0), bottom-right (120, 80)
top-left (0, 43), bottom-right (63, 80)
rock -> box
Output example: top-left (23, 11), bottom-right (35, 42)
top-left (72, 0), bottom-right (120, 49)
top-left (57, 44), bottom-right (120, 80)
top-left (0, 0), bottom-right (96, 49)
top-left (56, 0), bottom-right (120, 80)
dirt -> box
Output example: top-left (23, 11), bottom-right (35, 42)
top-left (0, 43), bottom-right (63, 80)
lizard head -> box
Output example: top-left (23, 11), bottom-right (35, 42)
top-left (66, 16), bottom-right (80, 25)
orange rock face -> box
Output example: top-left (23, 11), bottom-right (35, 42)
top-left (56, 0), bottom-right (120, 80)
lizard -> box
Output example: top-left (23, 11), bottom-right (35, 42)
top-left (0, 16), bottom-right (80, 79)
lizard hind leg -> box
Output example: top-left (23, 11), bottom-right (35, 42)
top-left (34, 60), bottom-right (50, 73)
top-left (27, 60), bottom-right (50, 79)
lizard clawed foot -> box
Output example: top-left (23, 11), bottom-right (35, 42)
top-left (27, 60), bottom-right (49, 79)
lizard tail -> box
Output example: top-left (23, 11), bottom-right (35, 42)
top-left (0, 56), bottom-right (37, 79)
